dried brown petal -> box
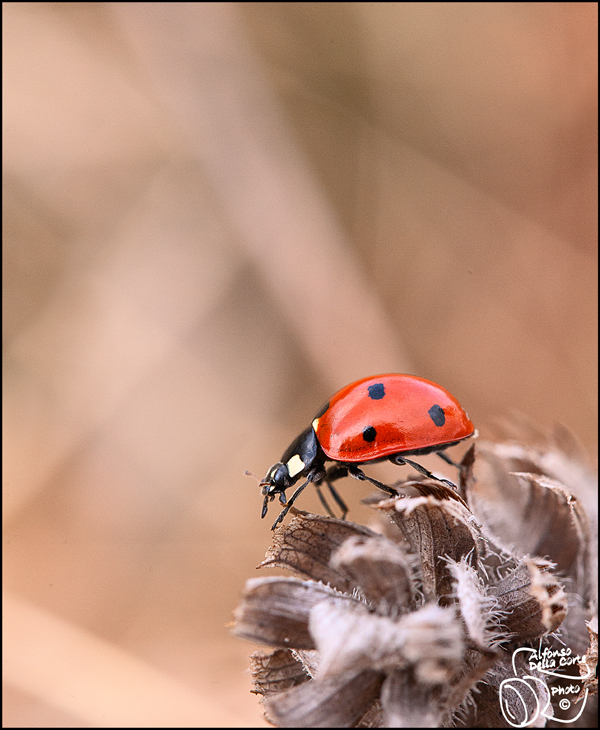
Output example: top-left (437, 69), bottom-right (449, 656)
top-left (400, 604), bottom-right (464, 684)
top-left (527, 558), bottom-right (569, 634)
top-left (510, 472), bottom-right (592, 596)
top-left (549, 423), bottom-right (592, 463)
top-left (448, 557), bottom-right (498, 648)
top-left (354, 700), bottom-right (384, 728)
top-left (443, 645), bottom-right (499, 726)
top-left (467, 442), bottom-right (540, 538)
top-left (250, 649), bottom-right (310, 696)
top-left (308, 600), bottom-right (462, 684)
top-left (260, 514), bottom-right (379, 593)
top-left (469, 441), bottom-right (595, 591)
top-left (390, 479), bottom-right (469, 508)
top-left (488, 558), bottom-right (567, 640)
top-left (555, 600), bottom-right (595, 661)
top-left (330, 535), bottom-right (416, 614)
top-left (266, 668), bottom-right (383, 728)
top-left (233, 577), bottom-right (358, 649)
top-left (377, 494), bottom-right (481, 605)
top-left (308, 600), bottom-right (388, 677)
top-left (488, 411), bottom-right (552, 446)
top-left (486, 418), bottom-right (596, 495)
top-left (291, 649), bottom-right (320, 678)
top-left (381, 669), bottom-right (443, 728)
top-left (577, 616), bottom-right (598, 701)
top-left (458, 442), bottom-right (476, 503)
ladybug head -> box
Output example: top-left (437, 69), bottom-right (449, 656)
top-left (259, 426), bottom-right (323, 520)
top-left (261, 462), bottom-right (290, 492)
top-left (260, 462), bottom-right (290, 518)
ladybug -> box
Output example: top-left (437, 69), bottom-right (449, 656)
top-left (260, 374), bottom-right (474, 529)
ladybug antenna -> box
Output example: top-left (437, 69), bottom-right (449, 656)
top-left (244, 470), bottom-right (260, 482)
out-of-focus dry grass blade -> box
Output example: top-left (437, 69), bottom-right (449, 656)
top-left (112, 3), bottom-right (414, 388)
top-left (3, 592), bottom-right (254, 728)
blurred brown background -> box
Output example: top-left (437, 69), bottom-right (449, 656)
top-left (3, 3), bottom-right (597, 727)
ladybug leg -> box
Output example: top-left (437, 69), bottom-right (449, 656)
top-left (321, 464), bottom-right (350, 519)
top-left (261, 493), bottom-right (271, 519)
top-left (270, 477), bottom-right (311, 530)
top-left (261, 487), bottom-right (287, 519)
top-left (436, 450), bottom-right (460, 469)
top-left (347, 465), bottom-right (398, 496)
top-left (392, 455), bottom-right (457, 489)
top-left (436, 449), bottom-right (475, 486)
top-left (314, 482), bottom-right (337, 519)
top-left (324, 481), bottom-right (348, 520)
top-left (324, 464), bottom-right (349, 481)
top-left (270, 467), bottom-right (326, 530)
top-left (314, 466), bottom-right (349, 519)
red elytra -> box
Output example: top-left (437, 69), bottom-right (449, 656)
top-left (313, 374), bottom-right (474, 462)
top-left (259, 374), bottom-right (474, 530)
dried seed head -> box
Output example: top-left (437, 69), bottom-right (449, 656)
top-left (234, 426), bottom-right (597, 727)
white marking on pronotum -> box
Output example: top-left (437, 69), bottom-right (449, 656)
top-left (311, 418), bottom-right (320, 431)
top-left (287, 454), bottom-right (306, 478)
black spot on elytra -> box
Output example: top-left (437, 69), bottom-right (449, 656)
top-left (428, 404), bottom-right (445, 427)
top-left (362, 426), bottom-right (377, 442)
top-left (314, 401), bottom-right (330, 419)
top-left (368, 383), bottom-right (385, 400)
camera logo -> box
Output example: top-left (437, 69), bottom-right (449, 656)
top-left (499, 643), bottom-right (592, 726)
